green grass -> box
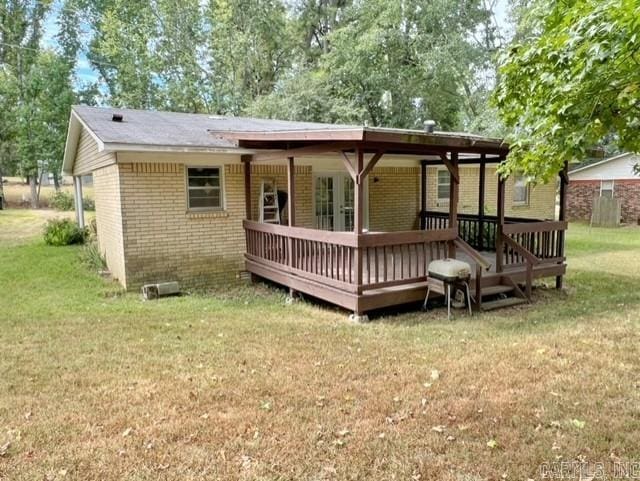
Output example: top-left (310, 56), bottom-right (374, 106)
top-left (1, 210), bottom-right (640, 480)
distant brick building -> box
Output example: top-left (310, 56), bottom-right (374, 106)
top-left (568, 153), bottom-right (640, 224)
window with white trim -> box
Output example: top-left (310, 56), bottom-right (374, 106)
top-left (513, 174), bottom-right (529, 205)
top-left (187, 167), bottom-right (223, 210)
top-left (600, 179), bottom-right (614, 198)
top-left (437, 169), bottom-right (450, 202)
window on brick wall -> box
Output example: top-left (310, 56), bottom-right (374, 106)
top-left (600, 179), bottom-right (614, 198)
top-left (187, 167), bottom-right (223, 210)
top-left (437, 169), bottom-right (450, 202)
top-left (513, 174), bottom-right (530, 205)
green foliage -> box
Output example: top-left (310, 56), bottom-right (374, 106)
top-left (49, 190), bottom-right (95, 211)
top-left (49, 190), bottom-right (75, 211)
top-left (82, 196), bottom-right (95, 211)
top-left (43, 218), bottom-right (87, 246)
top-left (494, 0), bottom-right (640, 181)
top-left (80, 240), bottom-right (107, 271)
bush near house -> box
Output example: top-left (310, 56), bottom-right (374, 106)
top-left (43, 218), bottom-right (87, 246)
top-left (49, 190), bottom-right (95, 211)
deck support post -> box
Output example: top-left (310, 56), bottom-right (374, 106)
top-left (420, 160), bottom-right (427, 230)
top-left (354, 148), bottom-right (364, 305)
top-left (478, 155), bottom-right (486, 251)
top-left (242, 155), bottom-right (252, 220)
top-left (447, 152), bottom-right (459, 258)
top-left (556, 160), bottom-right (568, 289)
top-left (73, 176), bottom-right (85, 229)
top-left (496, 169), bottom-right (506, 273)
top-left (287, 156), bottom-right (298, 298)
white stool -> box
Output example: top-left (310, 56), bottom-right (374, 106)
top-left (423, 259), bottom-right (473, 319)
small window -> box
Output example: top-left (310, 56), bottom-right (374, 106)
top-left (513, 174), bottom-right (529, 205)
top-left (437, 170), bottom-right (450, 202)
top-left (187, 167), bottom-right (223, 210)
top-left (600, 179), bottom-right (614, 198)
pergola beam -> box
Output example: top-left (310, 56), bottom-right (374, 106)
top-left (358, 150), bottom-right (385, 183)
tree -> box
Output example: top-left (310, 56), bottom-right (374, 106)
top-left (251, 0), bottom-right (495, 130)
top-left (494, 0), bottom-right (640, 181)
top-left (17, 51), bottom-right (75, 206)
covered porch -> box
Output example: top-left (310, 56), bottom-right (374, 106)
top-left (220, 126), bottom-right (569, 316)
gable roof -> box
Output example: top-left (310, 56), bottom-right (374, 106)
top-left (63, 105), bottom-right (508, 175)
top-left (568, 152), bottom-right (632, 174)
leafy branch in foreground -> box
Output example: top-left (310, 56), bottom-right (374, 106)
top-left (494, 0), bottom-right (640, 182)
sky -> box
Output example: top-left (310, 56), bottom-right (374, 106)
top-left (41, 0), bottom-right (512, 86)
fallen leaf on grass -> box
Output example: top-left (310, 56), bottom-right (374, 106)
top-left (431, 425), bottom-right (445, 433)
top-left (260, 401), bottom-right (272, 411)
top-left (487, 439), bottom-right (498, 449)
top-left (571, 419), bottom-right (586, 429)
top-left (430, 370), bottom-right (440, 381)
top-left (0, 441), bottom-right (10, 456)
top-left (337, 429), bottom-right (350, 437)
top-left (122, 428), bottom-right (133, 437)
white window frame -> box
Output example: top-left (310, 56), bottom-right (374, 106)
top-left (185, 166), bottom-right (225, 211)
top-left (513, 174), bottom-right (530, 206)
top-left (600, 179), bottom-right (614, 198)
top-left (437, 169), bottom-right (450, 203)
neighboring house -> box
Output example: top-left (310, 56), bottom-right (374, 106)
top-left (63, 105), bottom-right (567, 316)
top-left (568, 153), bottom-right (640, 224)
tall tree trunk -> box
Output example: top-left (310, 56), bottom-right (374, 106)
top-left (53, 172), bottom-right (60, 191)
top-left (29, 173), bottom-right (39, 209)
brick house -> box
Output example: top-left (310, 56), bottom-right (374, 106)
top-left (63, 106), bottom-right (565, 315)
top-left (568, 153), bottom-right (640, 225)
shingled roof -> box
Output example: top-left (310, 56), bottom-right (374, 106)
top-left (63, 105), bottom-right (508, 174)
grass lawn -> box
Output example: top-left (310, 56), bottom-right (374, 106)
top-left (1, 210), bottom-right (639, 481)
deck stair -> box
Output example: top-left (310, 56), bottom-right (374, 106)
top-left (478, 280), bottom-right (527, 311)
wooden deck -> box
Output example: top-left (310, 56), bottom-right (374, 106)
top-left (244, 217), bottom-right (567, 315)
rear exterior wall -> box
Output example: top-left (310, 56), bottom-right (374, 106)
top-left (568, 179), bottom-right (640, 224)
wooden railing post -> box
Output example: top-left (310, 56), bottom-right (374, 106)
top-left (447, 152), bottom-right (459, 258)
top-left (242, 155), bottom-right (252, 220)
top-left (556, 161), bottom-right (568, 289)
top-left (478, 155), bottom-right (486, 251)
top-left (420, 160), bottom-right (427, 230)
top-left (354, 148), bottom-right (364, 297)
top-left (496, 175), bottom-right (506, 273)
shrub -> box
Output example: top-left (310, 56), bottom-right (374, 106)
top-left (49, 191), bottom-right (95, 211)
top-left (83, 197), bottom-right (95, 211)
top-left (80, 241), bottom-right (107, 270)
top-left (49, 191), bottom-right (74, 211)
top-left (43, 218), bottom-right (87, 246)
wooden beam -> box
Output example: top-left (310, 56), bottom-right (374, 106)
top-left (340, 150), bottom-right (357, 182)
top-left (242, 154), bottom-right (252, 220)
top-left (440, 153), bottom-right (459, 183)
top-left (448, 152), bottom-right (459, 257)
top-left (478, 155), bottom-right (486, 251)
top-left (556, 160), bottom-right (569, 289)
top-left (354, 148), bottom-right (364, 297)
top-left (420, 160), bottom-right (427, 229)
top-left (496, 176), bottom-right (506, 273)
top-left (287, 156), bottom-right (295, 227)
top-left (358, 150), bottom-right (385, 183)
top-left (252, 141), bottom-right (355, 162)
top-left (422, 156), bottom-right (502, 166)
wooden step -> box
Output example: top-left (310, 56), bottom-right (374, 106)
top-left (481, 284), bottom-right (514, 298)
top-left (480, 297), bottom-right (526, 311)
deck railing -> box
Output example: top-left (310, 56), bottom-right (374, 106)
top-left (498, 220), bottom-right (568, 298)
top-left (244, 220), bottom-right (458, 293)
top-left (421, 210), bottom-right (542, 252)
